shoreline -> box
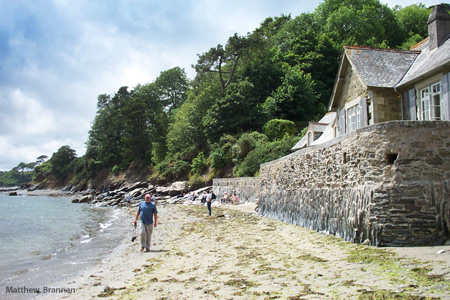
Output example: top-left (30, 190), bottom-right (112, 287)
top-left (34, 202), bottom-right (450, 300)
top-left (0, 193), bottom-right (129, 300)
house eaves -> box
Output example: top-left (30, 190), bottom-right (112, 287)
top-left (396, 36), bottom-right (450, 89)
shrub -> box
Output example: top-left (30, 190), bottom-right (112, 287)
top-left (191, 152), bottom-right (208, 175)
top-left (263, 119), bottom-right (296, 141)
top-left (112, 165), bottom-right (120, 174)
top-left (233, 134), bottom-right (299, 177)
top-left (209, 147), bottom-right (227, 169)
top-left (232, 132), bottom-right (268, 163)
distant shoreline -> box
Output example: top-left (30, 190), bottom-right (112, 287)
top-left (0, 188), bottom-right (80, 198)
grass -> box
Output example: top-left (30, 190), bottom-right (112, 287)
top-left (357, 289), bottom-right (441, 300)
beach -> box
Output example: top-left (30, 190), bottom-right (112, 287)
top-left (35, 201), bottom-right (450, 300)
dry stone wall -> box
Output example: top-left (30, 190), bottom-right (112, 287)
top-left (258, 121), bottom-right (450, 246)
top-left (213, 177), bottom-right (260, 203)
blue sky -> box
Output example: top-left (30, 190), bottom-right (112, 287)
top-left (0, 0), bottom-right (438, 171)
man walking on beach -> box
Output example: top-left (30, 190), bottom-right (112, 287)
top-left (134, 194), bottom-right (158, 252)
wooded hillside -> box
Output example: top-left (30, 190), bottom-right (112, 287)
top-left (2, 0), bottom-right (439, 189)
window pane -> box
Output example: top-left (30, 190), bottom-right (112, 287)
top-left (430, 82), bottom-right (441, 120)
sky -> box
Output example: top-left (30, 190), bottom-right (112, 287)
top-left (0, 0), bottom-right (439, 171)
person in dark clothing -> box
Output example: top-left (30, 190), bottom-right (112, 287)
top-left (206, 192), bottom-right (212, 216)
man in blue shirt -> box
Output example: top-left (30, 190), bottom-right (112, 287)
top-left (134, 194), bottom-right (158, 252)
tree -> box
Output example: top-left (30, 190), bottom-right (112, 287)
top-left (49, 145), bottom-right (77, 177)
top-left (36, 155), bottom-right (48, 165)
top-left (154, 67), bottom-right (189, 112)
top-left (16, 162), bottom-right (27, 176)
top-left (194, 33), bottom-right (258, 92)
top-left (120, 88), bottom-right (150, 167)
top-left (394, 4), bottom-right (431, 49)
top-left (263, 65), bottom-right (322, 124)
top-left (315, 0), bottom-right (402, 48)
top-left (202, 80), bottom-right (265, 143)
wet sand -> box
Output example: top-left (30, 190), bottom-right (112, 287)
top-left (38, 202), bottom-right (450, 300)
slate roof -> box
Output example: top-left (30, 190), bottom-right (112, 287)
top-left (344, 46), bottom-right (419, 88)
top-left (396, 36), bottom-right (450, 88)
top-left (328, 46), bottom-right (420, 110)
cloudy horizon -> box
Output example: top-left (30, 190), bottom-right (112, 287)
top-left (0, 0), bottom-right (438, 171)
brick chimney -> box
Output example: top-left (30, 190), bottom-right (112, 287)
top-left (428, 4), bottom-right (450, 50)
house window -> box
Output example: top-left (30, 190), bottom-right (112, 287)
top-left (346, 104), bottom-right (360, 132)
top-left (307, 132), bottom-right (312, 145)
top-left (419, 82), bottom-right (441, 120)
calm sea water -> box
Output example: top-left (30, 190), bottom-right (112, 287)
top-left (0, 193), bottom-right (129, 300)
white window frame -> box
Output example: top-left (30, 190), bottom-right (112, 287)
top-left (343, 97), bottom-right (362, 133)
top-left (418, 81), bottom-right (442, 121)
top-left (346, 104), bottom-right (360, 132)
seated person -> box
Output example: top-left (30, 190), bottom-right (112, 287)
top-left (221, 192), bottom-right (230, 204)
top-left (232, 193), bottom-right (240, 205)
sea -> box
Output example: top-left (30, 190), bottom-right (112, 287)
top-left (0, 193), bottom-right (130, 300)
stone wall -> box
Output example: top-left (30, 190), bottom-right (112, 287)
top-left (213, 177), bottom-right (260, 203)
top-left (258, 121), bottom-right (450, 246)
top-left (371, 87), bottom-right (402, 123)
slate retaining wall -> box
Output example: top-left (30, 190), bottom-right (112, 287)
top-left (220, 121), bottom-right (450, 246)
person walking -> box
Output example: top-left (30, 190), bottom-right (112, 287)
top-left (206, 191), bottom-right (212, 216)
top-left (134, 194), bottom-right (158, 252)
top-left (125, 193), bottom-right (131, 207)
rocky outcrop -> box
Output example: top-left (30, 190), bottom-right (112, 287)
top-left (71, 181), bottom-right (201, 207)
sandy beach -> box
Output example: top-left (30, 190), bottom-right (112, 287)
top-left (37, 201), bottom-right (450, 300)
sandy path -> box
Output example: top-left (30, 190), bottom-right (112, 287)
top-left (39, 202), bottom-right (450, 300)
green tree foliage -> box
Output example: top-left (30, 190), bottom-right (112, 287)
top-left (394, 4), bottom-right (432, 49)
top-left (86, 68), bottom-right (189, 176)
top-left (191, 152), bottom-right (208, 175)
top-left (202, 80), bottom-right (265, 142)
top-left (316, 0), bottom-right (403, 48)
top-left (233, 134), bottom-right (299, 177)
top-left (263, 119), bottom-right (296, 141)
top-left (154, 67), bottom-right (189, 112)
top-left (18, 0), bottom-right (436, 187)
top-left (263, 66), bottom-right (322, 123)
top-left (194, 33), bottom-right (258, 92)
top-left (49, 145), bottom-right (77, 177)
top-left (232, 132), bottom-right (268, 164)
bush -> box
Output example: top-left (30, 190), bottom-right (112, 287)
top-left (191, 152), bottom-right (208, 175)
top-left (233, 134), bottom-right (299, 177)
top-left (188, 173), bottom-right (207, 190)
top-left (209, 147), bottom-right (227, 169)
top-left (232, 132), bottom-right (268, 163)
top-left (155, 159), bottom-right (190, 180)
top-left (263, 119), bottom-right (296, 141)
top-left (112, 165), bottom-right (120, 174)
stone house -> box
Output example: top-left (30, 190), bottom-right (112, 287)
top-left (396, 4), bottom-right (450, 121)
top-left (327, 4), bottom-right (450, 137)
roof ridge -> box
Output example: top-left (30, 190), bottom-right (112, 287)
top-left (410, 37), bottom-right (429, 50)
top-left (344, 45), bottom-right (420, 54)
